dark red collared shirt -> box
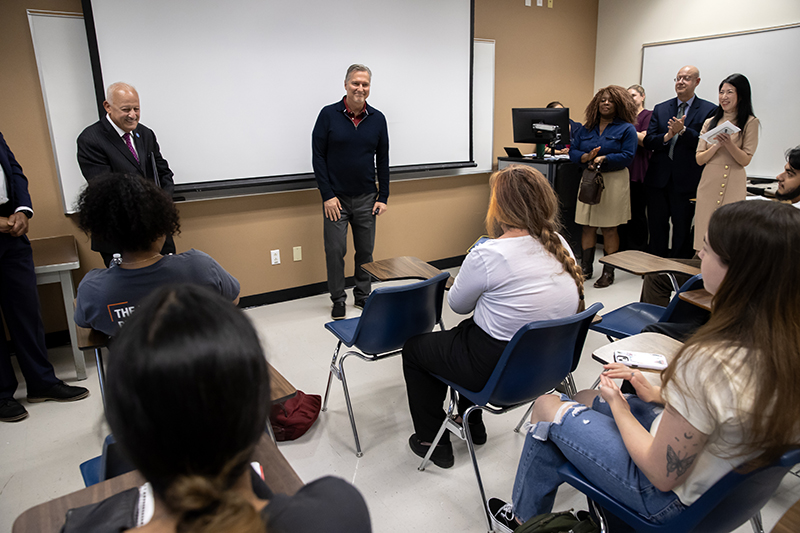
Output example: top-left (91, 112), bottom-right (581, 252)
top-left (343, 96), bottom-right (368, 127)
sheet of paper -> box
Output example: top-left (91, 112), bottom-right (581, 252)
top-left (700, 120), bottom-right (741, 143)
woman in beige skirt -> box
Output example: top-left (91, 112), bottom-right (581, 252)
top-left (694, 73), bottom-right (759, 252)
top-left (570, 85), bottom-right (638, 287)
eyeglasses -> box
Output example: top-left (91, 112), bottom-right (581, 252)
top-left (674, 76), bottom-right (696, 82)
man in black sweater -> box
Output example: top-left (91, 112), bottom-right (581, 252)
top-left (312, 64), bottom-right (390, 320)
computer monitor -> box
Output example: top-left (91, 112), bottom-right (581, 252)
top-left (511, 107), bottom-right (570, 148)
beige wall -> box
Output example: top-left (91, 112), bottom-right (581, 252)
top-left (477, 0), bottom-right (599, 152)
top-left (0, 0), bottom-right (599, 332)
top-left (594, 0), bottom-right (800, 91)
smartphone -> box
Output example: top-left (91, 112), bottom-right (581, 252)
top-left (613, 350), bottom-right (668, 371)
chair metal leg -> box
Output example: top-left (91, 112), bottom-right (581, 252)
top-left (417, 417), bottom-right (451, 471)
top-left (588, 499), bottom-right (609, 533)
top-left (564, 373), bottom-right (578, 398)
top-left (749, 511), bottom-right (764, 533)
top-left (337, 354), bottom-right (363, 457)
top-left (321, 342), bottom-right (341, 412)
top-left (514, 402), bottom-right (534, 433)
top-left (419, 388), bottom-right (460, 470)
top-left (462, 405), bottom-right (494, 533)
top-left (95, 347), bottom-right (106, 411)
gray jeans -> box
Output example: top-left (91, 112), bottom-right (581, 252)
top-left (323, 193), bottom-right (376, 304)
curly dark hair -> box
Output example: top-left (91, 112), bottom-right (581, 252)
top-left (76, 173), bottom-right (180, 252)
top-left (583, 85), bottom-right (637, 130)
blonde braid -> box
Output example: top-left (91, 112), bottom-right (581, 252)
top-left (539, 225), bottom-right (585, 312)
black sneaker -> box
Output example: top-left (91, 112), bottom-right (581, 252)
top-left (408, 434), bottom-right (454, 469)
top-left (353, 298), bottom-right (367, 310)
top-left (27, 382), bottom-right (90, 403)
top-left (0, 398), bottom-right (29, 422)
top-left (488, 497), bottom-right (520, 533)
top-left (331, 302), bottom-right (346, 320)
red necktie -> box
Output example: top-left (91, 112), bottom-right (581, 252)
top-left (123, 132), bottom-right (139, 163)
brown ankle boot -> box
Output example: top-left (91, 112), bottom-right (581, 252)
top-left (594, 264), bottom-right (615, 288)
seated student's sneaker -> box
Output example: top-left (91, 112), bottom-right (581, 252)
top-left (353, 298), bottom-right (368, 310)
top-left (488, 497), bottom-right (521, 533)
top-left (408, 434), bottom-right (454, 469)
top-left (27, 382), bottom-right (90, 403)
top-left (331, 302), bottom-right (346, 320)
top-left (0, 398), bottom-right (29, 422)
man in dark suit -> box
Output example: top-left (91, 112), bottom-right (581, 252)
top-left (0, 131), bottom-right (89, 422)
top-left (77, 82), bottom-right (176, 265)
top-left (643, 65), bottom-right (716, 258)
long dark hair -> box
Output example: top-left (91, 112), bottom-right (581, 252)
top-left (662, 201), bottom-right (800, 469)
top-left (106, 284), bottom-right (271, 532)
top-left (709, 73), bottom-right (755, 130)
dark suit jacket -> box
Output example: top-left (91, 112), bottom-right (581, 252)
top-left (77, 117), bottom-right (174, 195)
top-left (643, 96), bottom-right (717, 194)
top-left (0, 131), bottom-right (33, 226)
top-left (77, 118), bottom-right (175, 254)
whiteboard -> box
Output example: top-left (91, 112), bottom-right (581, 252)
top-left (28, 11), bottom-right (97, 214)
top-left (88, 0), bottom-right (473, 185)
top-left (641, 24), bottom-right (800, 179)
top-left (26, 10), bottom-right (494, 212)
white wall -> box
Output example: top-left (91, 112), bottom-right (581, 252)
top-left (594, 0), bottom-right (800, 90)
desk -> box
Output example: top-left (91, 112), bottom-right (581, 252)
top-left (679, 288), bottom-right (713, 312)
top-left (75, 324), bottom-right (296, 406)
top-left (12, 434), bottom-right (303, 533)
top-left (31, 235), bottom-right (85, 380)
top-left (772, 497), bottom-right (800, 533)
top-left (362, 256), bottom-right (454, 290)
top-left (592, 332), bottom-right (683, 388)
top-left (600, 250), bottom-right (701, 293)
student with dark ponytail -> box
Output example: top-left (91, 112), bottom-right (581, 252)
top-left (61, 285), bottom-right (371, 532)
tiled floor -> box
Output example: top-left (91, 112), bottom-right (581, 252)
top-left (2, 256), bottom-right (799, 532)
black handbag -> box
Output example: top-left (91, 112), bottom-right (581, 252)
top-left (578, 168), bottom-right (604, 205)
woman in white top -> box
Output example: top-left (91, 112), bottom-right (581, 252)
top-left (489, 200), bottom-right (800, 531)
top-left (402, 165), bottom-right (584, 469)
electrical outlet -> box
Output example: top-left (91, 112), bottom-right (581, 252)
top-left (293, 246), bottom-right (302, 261)
top-left (525, 0), bottom-right (531, 6)
top-left (536, 0), bottom-right (542, 6)
top-left (271, 249), bottom-right (280, 265)
top-left (547, 0), bottom-right (553, 7)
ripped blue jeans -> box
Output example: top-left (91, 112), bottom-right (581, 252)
top-left (511, 394), bottom-right (687, 523)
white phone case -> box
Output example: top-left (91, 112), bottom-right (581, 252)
top-left (613, 350), bottom-right (668, 370)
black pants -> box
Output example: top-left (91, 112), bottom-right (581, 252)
top-left (0, 234), bottom-right (60, 399)
top-left (645, 183), bottom-right (695, 259)
top-left (402, 318), bottom-right (507, 443)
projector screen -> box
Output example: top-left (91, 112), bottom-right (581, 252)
top-left (84, 0), bottom-right (474, 190)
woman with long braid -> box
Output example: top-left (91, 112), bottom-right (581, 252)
top-left (402, 165), bottom-right (584, 468)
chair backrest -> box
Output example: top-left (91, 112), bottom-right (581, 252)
top-left (466, 302), bottom-right (603, 408)
top-left (349, 272), bottom-right (450, 355)
top-left (659, 273), bottom-right (705, 323)
top-left (679, 447), bottom-right (800, 533)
